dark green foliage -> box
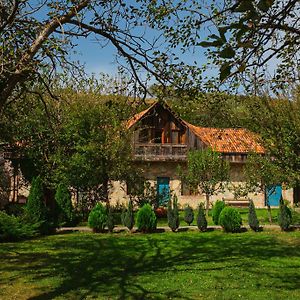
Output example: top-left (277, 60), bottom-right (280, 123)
top-left (55, 183), bottom-right (75, 226)
top-left (278, 200), bottom-right (292, 231)
top-left (0, 211), bottom-right (38, 242)
top-left (106, 206), bottom-right (115, 233)
top-left (248, 199), bottom-right (260, 231)
top-left (136, 204), bottom-right (157, 233)
top-left (219, 207), bottom-right (242, 232)
top-left (25, 176), bottom-right (51, 234)
top-left (167, 195), bottom-right (180, 232)
top-left (123, 200), bottom-right (135, 231)
top-left (197, 203), bottom-right (207, 232)
top-left (4, 203), bottom-right (24, 217)
top-left (88, 203), bottom-right (107, 232)
top-left (184, 205), bottom-right (194, 226)
top-left (212, 200), bottom-right (225, 225)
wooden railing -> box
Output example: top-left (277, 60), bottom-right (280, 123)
top-left (133, 143), bottom-right (188, 161)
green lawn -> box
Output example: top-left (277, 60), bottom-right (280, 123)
top-left (1, 230), bottom-right (300, 299)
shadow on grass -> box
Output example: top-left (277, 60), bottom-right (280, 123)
top-left (1, 231), bottom-right (300, 299)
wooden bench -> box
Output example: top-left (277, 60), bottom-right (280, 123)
top-left (224, 199), bottom-right (250, 208)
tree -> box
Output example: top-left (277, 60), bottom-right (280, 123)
top-left (181, 148), bottom-right (229, 215)
top-left (0, 0), bottom-right (184, 112)
top-left (248, 199), bottom-right (260, 232)
top-left (196, 203), bottom-right (207, 232)
top-left (25, 176), bottom-right (50, 233)
top-left (245, 153), bottom-right (285, 223)
top-left (167, 195), bottom-right (180, 232)
top-left (55, 183), bottom-right (75, 226)
top-left (184, 205), bottom-right (194, 226)
top-left (150, 0), bottom-right (300, 92)
top-left (122, 200), bottom-right (135, 231)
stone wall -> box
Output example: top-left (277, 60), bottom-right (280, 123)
top-left (109, 161), bottom-right (294, 208)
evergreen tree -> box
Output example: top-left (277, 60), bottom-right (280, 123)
top-left (25, 176), bottom-right (49, 234)
top-left (184, 205), bottom-right (194, 226)
top-left (55, 183), bottom-right (75, 226)
top-left (197, 203), bottom-right (207, 232)
top-left (278, 198), bottom-right (292, 231)
top-left (167, 195), bottom-right (180, 232)
top-left (123, 200), bottom-right (135, 231)
top-left (248, 199), bottom-right (260, 231)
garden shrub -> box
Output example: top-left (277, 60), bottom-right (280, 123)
top-left (167, 195), bottom-right (180, 232)
top-left (25, 176), bottom-right (51, 234)
top-left (278, 200), bottom-right (292, 231)
top-left (184, 205), bottom-right (194, 226)
top-left (106, 206), bottom-right (115, 233)
top-left (88, 203), bottom-right (107, 232)
top-left (197, 203), bottom-right (207, 232)
top-left (248, 199), bottom-right (260, 231)
top-left (55, 183), bottom-right (75, 226)
top-left (136, 204), bottom-right (157, 233)
top-left (122, 200), bottom-right (135, 231)
top-left (0, 211), bottom-right (38, 242)
top-left (219, 207), bottom-right (242, 232)
top-left (211, 200), bottom-right (225, 225)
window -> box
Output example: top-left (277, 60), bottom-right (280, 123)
top-left (181, 182), bottom-right (198, 196)
top-left (139, 128), bottom-right (150, 143)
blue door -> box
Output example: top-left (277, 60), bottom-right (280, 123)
top-left (157, 177), bottom-right (170, 206)
top-left (266, 185), bottom-right (282, 206)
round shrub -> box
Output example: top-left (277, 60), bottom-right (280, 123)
top-left (136, 204), bottom-right (157, 233)
top-left (88, 203), bottom-right (107, 232)
top-left (212, 200), bottom-right (225, 225)
top-left (219, 207), bottom-right (242, 233)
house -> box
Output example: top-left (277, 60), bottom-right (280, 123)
top-left (109, 101), bottom-right (293, 208)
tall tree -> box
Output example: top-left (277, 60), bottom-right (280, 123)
top-left (181, 148), bottom-right (229, 215)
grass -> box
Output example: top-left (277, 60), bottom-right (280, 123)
top-left (1, 230), bottom-right (300, 299)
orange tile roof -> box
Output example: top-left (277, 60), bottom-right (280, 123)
top-left (186, 122), bottom-right (265, 154)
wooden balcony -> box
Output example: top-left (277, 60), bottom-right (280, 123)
top-left (133, 143), bottom-right (188, 161)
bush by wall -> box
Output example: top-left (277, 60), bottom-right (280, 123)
top-left (122, 200), bottom-right (135, 231)
top-left (88, 203), bottom-right (107, 232)
top-left (219, 207), bottom-right (242, 232)
top-left (0, 211), bottom-right (38, 242)
top-left (212, 200), bottom-right (225, 225)
top-left (197, 203), bottom-right (207, 232)
top-left (184, 205), bottom-right (194, 226)
top-left (278, 200), bottom-right (292, 231)
top-left (55, 183), bottom-right (75, 226)
top-left (248, 199), bottom-right (260, 231)
top-left (167, 195), bottom-right (180, 232)
top-left (136, 204), bottom-right (157, 233)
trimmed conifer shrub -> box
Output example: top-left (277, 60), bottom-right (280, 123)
top-left (106, 206), bottom-right (115, 233)
top-left (184, 205), bottom-right (194, 226)
top-left (123, 200), bottom-right (135, 231)
top-left (278, 200), bottom-right (292, 231)
top-left (248, 199), bottom-right (260, 231)
top-left (197, 203), bottom-right (207, 232)
top-left (25, 176), bottom-right (50, 234)
top-left (0, 211), bottom-right (38, 242)
top-left (167, 195), bottom-right (180, 232)
top-left (88, 203), bottom-right (107, 232)
top-left (212, 200), bottom-right (225, 225)
top-left (219, 207), bottom-right (242, 232)
top-left (136, 204), bottom-right (157, 233)
top-left (55, 183), bottom-right (75, 226)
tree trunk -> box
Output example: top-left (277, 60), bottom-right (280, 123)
top-left (205, 194), bottom-right (210, 216)
top-left (267, 204), bottom-right (273, 223)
